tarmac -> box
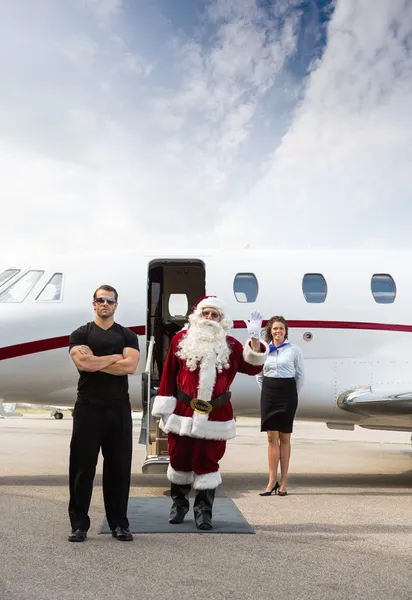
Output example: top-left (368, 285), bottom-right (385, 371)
top-left (1, 413), bottom-right (412, 600)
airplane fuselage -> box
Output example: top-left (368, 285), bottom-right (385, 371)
top-left (1, 249), bottom-right (411, 432)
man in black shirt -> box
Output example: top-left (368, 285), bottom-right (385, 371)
top-left (68, 284), bottom-right (140, 542)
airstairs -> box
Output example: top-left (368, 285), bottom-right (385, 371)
top-left (141, 337), bottom-right (169, 474)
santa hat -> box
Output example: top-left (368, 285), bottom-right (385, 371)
top-left (192, 295), bottom-right (227, 316)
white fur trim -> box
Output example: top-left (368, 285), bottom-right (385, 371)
top-left (193, 471), bottom-right (222, 490)
top-left (197, 357), bottom-right (216, 404)
top-left (243, 339), bottom-right (269, 366)
top-left (164, 414), bottom-right (193, 437)
top-left (162, 412), bottom-right (236, 441)
top-left (167, 465), bottom-right (193, 485)
top-left (191, 412), bottom-right (236, 440)
top-left (191, 413), bottom-right (209, 437)
top-left (151, 395), bottom-right (177, 418)
top-left (195, 297), bottom-right (226, 315)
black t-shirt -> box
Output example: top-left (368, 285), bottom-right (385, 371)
top-left (69, 322), bottom-right (140, 406)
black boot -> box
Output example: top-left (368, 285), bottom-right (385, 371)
top-left (193, 489), bottom-right (215, 530)
top-left (169, 483), bottom-right (191, 524)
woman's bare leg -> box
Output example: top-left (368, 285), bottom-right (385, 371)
top-left (279, 432), bottom-right (291, 492)
top-left (264, 431), bottom-right (280, 492)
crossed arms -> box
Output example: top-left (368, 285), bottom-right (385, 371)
top-left (69, 345), bottom-right (140, 376)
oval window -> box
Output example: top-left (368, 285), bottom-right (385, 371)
top-left (302, 274), bottom-right (327, 303)
top-left (168, 293), bottom-right (188, 317)
top-left (371, 274), bottom-right (396, 304)
top-left (233, 273), bottom-right (258, 303)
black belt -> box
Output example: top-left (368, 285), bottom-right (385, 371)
top-left (176, 388), bottom-right (231, 415)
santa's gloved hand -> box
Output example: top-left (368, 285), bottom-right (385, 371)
top-left (245, 310), bottom-right (263, 339)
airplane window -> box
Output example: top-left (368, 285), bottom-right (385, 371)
top-left (371, 274), bottom-right (396, 304)
top-left (168, 293), bottom-right (188, 317)
top-left (36, 273), bottom-right (63, 301)
top-left (302, 274), bottom-right (327, 303)
top-left (234, 273), bottom-right (259, 303)
top-left (0, 270), bottom-right (44, 303)
top-left (0, 269), bottom-right (20, 287)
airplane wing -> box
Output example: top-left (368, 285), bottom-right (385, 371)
top-left (338, 387), bottom-right (412, 431)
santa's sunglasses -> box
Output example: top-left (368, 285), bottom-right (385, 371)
top-left (201, 309), bottom-right (220, 319)
top-left (94, 297), bottom-right (117, 305)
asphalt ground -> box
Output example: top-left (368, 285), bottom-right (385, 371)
top-left (1, 414), bottom-right (412, 600)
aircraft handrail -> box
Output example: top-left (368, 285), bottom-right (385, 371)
top-left (145, 336), bottom-right (155, 458)
top-left (145, 336), bottom-right (155, 375)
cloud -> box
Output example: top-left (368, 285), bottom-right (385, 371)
top-left (0, 0), bottom-right (303, 265)
top-left (81, 0), bottom-right (122, 19)
top-left (216, 0), bottom-right (412, 248)
top-left (123, 52), bottom-right (153, 76)
top-left (159, 0), bottom-right (300, 166)
top-left (0, 0), bottom-right (411, 267)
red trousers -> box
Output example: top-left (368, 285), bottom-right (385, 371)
top-left (168, 433), bottom-right (226, 475)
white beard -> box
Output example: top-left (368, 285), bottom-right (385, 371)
top-left (177, 315), bottom-right (231, 374)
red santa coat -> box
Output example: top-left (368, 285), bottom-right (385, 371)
top-left (152, 330), bottom-right (268, 441)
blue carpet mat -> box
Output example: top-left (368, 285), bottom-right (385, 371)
top-left (100, 496), bottom-right (254, 534)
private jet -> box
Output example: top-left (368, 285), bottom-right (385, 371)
top-left (1, 249), bottom-right (411, 471)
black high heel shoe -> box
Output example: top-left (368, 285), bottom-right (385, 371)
top-left (259, 482), bottom-right (280, 496)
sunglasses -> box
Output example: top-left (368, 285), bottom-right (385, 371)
top-left (201, 310), bottom-right (220, 319)
top-left (95, 297), bottom-right (117, 305)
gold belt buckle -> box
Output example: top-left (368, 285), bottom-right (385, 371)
top-left (190, 398), bottom-right (213, 415)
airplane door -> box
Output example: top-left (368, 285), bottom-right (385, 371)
top-left (141, 259), bottom-right (205, 471)
top-left (147, 259), bottom-right (206, 382)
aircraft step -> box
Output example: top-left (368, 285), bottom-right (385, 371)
top-left (142, 422), bottom-right (169, 474)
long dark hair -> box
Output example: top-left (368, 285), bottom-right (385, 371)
top-left (263, 316), bottom-right (288, 344)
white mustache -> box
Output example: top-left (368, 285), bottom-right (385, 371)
top-left (198, 318), bottom-right (219, 328)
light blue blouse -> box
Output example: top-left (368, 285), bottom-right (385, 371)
top-left (256, 342), bottom-right (304, 393)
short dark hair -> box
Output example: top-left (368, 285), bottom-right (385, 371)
top-left (93, 284), bottom-right (118, 302)
top-left (264, 315), bottom-right (288, 343)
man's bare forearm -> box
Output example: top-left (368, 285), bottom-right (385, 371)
top-left (100, 359), bottom-right (136, 376)
top-left (78, 354), bottom-right (123, 372)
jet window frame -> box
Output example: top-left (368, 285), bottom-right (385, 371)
top-left (167, 293), bottom-right (188, 318)
top-left (0, 268), bottom-right (21, 288)
top-left (35, 272), bottom-right (64, 302)
top-left (233, 273), bottom-right (259, 303)
top-left (0, 270), bottom-right (45, 303)
top-left (370, 273), bottom-right (396, 304)
top-left (302, 273), bottom-right (328, 304)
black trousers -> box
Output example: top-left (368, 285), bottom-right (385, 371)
top-left (68, 402), bottom-right (133, 531)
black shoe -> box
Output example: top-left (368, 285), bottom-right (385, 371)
top-left (259, 482), bottom-right (279, 497)
top-left (169, 483), bottom-right (191, 524)
top-left (112, 526), bottom-right (133, 541)
top-left (194, 489), bottom-right (215, 531)
top-left (68, 528), bottom-right (87, 542)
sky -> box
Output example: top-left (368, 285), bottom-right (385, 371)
top-left (1, 0), bottom-right (412, 262)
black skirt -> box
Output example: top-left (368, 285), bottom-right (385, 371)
top-left (260, 377), bottom-right (298, 434)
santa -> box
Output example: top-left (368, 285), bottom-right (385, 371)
top-left (151, 295), bottom-right (268, 530)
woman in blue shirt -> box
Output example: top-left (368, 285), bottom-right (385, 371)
top-left (257, 316), bottom-right (304, 496)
